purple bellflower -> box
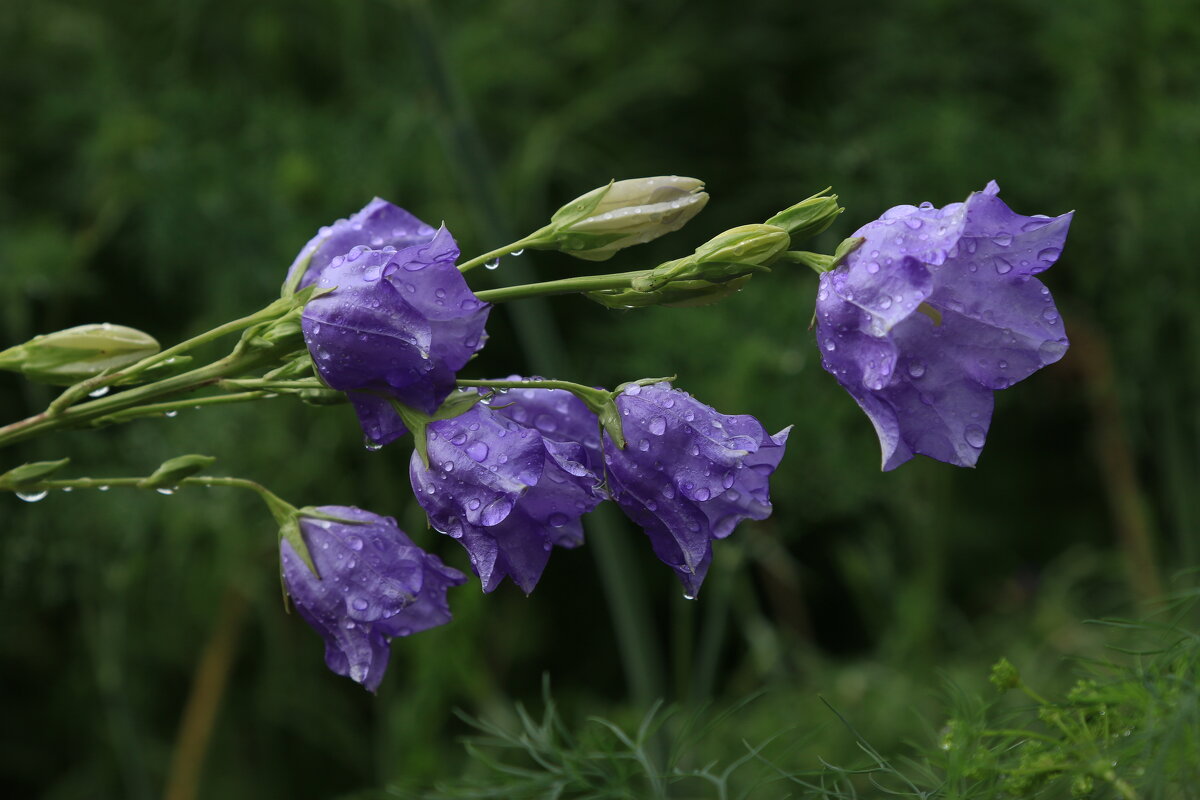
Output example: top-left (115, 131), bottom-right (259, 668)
top-left (301, 226), bottom-right (490, 446)
top-left (410, 402), bottom-right (604, 594)
top-left (815, 181), bottom-right (1072, 470)
top-left (602, 382), bottom-right (790, 598)
top-left (285, 197), bottom-right (438, 291)
top-left (280, 506), bottom-right (466, 692)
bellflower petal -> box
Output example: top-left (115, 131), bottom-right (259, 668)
top-left (817, 182), bottom-right (1071, 470)
top-left (603, 382), bottom-right (789, 598)
top-left (285, 197), bottom-right (437, 291)
top-left (280, 506), bottom-right (466, 692)
top-left (410, 403), bottom-right (603, 594)
top-left (490, 378), bottom-right (606, 474)
top-left (301, 227), bottom-right (491, 446)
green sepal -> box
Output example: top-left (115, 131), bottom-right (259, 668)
top-left (278, 515), bottom-right (318, 578)
top-left (136, 454), bottom-right (217, 490)
top-left (0, 457), bottom-right (71, 489)
top-left (392, 390), bottom-right (486, 469)
top-left (238, 285), bottom-right (328, 354)
top-left (549, 180), bottom-right (615, 227)
top-left (778, 235), bottom-right (866, 274)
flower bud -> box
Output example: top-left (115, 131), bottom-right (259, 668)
top-left (0, 324), bottom-right (160, 385)
top-left (765, 188), bottom-right (843, 243)
top-left (0, 458), bottom-right (71, 490)
top-left (545, 176), bottom-right (709, 261)
top-left (137, 454), bottom-right (217, 490)
top-left (631, 224), bottom-right (788, 292)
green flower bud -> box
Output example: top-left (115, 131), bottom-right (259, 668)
top-left (765, 187), bottom-right (843, 244)
top-left (692, 223), bottom-right (791, 265)
top-left (989, 657), bottom-right (1021, 691)
top-left (631, 224), bottom-right (788, 292)
top-left (545, 176), bottom-right (709, 261)
top-left (0, 324), bottom-right (160, 385)
top-left (588, 276), bottom-right (752, 310)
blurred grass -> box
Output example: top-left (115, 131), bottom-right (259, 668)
top-left (1, 0), bottom-right (1198, 797)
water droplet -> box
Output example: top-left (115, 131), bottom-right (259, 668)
top-left (347, 535), bottom-right (364, 551)
top-left (907, 360), bottom-right (926, 378)
top-left (61, 486), bottom-right (73, 493)
top-left (661, 484), bottom-right (676, 499)
top-left (682, 592), bottom-right (696, 601)
top-left (624, 384), bottom-right (642, 396)
top-left (511, 248), bottom-right (525, 256)
top-left (466, 441), bottom-right (489, 462)
top-left (992, 232), bottom-right (1013, 247)
top-left (364, 437), bottom-right (383, 451)
top-left (637, 439), bottom-right (650, 452)
top-left (481, 497), bottom-right (513, 525)
top-left (993, 256), bottom-right (1014, 274)
top-left (484, 258), bottom-right (501, 270)
top-left (964, 425), bottom-right (986, 448)
top-left (164, 410), bottom-right (178, 418)
top-left (156, 487), bottom-right (174, 495)
top-left (88, 386), bottom-right (110, 398)
top-left (441, 461), bottom-right (455, 472)
top-left (904, 217), bottom-right (923, 230)
top-left (824, 341), bottom-right (836, 352)
top-left (878, 295), bottom-right (893, 310)
top-left (648, 416), bottom-right (667, 436)
top-left (16, 490), bottom-right (48, 503)
top-left (866, 261), bottom-right (880, 274)
top-left (548, 512), bottom-right (569, 528)
top-left (693, 487), bottom-right (711, 501)
top-left (98, 485), bottom-right (110, 492)
top-left (352, 597), bottom-right (369, 611)
top-left (1041, 307), bottom-right (1059, 324)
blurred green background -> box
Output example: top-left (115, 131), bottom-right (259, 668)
top-left (2, 0), bottom-right (1198, 797)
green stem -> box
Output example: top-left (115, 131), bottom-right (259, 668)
top-left (474, 270), bottom-right (647, 303)
top-left (0, 347), bottom-right (283, 450)
top-left (215, 378), bottom-right (324, 392)
top-left (8, 474), bottom-right (290, 513)
top-left (457, 229), bottom-right (550, 274)
top-left (88, 392), bottom-right (276, 426)
top-left (47, 302), bottom-right (293, 415)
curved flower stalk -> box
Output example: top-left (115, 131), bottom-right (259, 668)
top-left (410, 402), bottom-right (604, 594)
top-left (301, 228), bottom-right (491, 446)
top-left (815, 181), bottom-right (1072, 470)
top-left (280, 506), bottom-right (465, 692)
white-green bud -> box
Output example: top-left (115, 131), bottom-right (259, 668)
top-left (546, 176), bottom-right (709, 261)
top-left (0, 323), bottom-right (160, 385)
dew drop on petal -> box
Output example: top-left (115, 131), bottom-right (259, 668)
top-left (548, 512), bottom-right (569, 528)
top-left (647, 416), bottom-right (667, 436)
top-left (964, 425), bottom-right (986, 448)
top-left (465, 441), bottom-right (489, 462)
top-left (993, 256), bottom-right (1014, 274)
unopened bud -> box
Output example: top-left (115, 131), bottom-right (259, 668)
top-left (765, 188), bottom-right (843, 243)
top-left (0, 324), bottom-right (160, 385)
top-left (545, 176), bottom-right (709, 261)
top-left (632, 224), bottom-right (788, 292)
top-left (588, 276), bottom-right (752, 310)
top-left (0, 458), bottom-right (71, 489)
top-left (989, 657), bottom-right (1021, 691)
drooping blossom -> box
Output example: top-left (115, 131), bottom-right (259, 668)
top-left (490, 378), bottom-right (605, 474)
top-left (285, 197), bottom-right (437, 291)
top-left (815, 181), bottom-right (1072, 470)
top-left (410, 401), bottom-right (604, 594)
top-left (301, 227), bottom-right (490, 446)
top-left (280, 505), bottom-right (466, 692)
top-left (603, 382), bottom-right (789, 598)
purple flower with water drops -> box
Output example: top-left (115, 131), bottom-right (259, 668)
top-left (410, 401), bottom-right (604, 594)
top-left (815, 181), bottom-right (1072, 470)
top-left (603, 382), bottom-right (790, 598)
top-left (301, 226), bottom-right (490, 446)
top-left (280, 506), bottom-right (466, 692)
top-left (490, 377), bottom-right (606, 474)
top-left (285, 197), bottom-right (439, 291)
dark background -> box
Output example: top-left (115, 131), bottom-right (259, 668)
top-left (1, 0), bottom-right (1197, 797)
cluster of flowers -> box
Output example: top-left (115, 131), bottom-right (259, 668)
top-left (278, 180), bottom-right (1072, 690)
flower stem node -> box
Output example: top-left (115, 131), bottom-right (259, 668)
top-left (136, 454), bottom-right (217, 490)
top-left (535, 176), bottom-right (709, 262)
top-left (765, 187), bottom-right (844, 244)
top-left (0, 324), bottom-right (160, 386)
top-left (0, 458), bottom-right (71, 490)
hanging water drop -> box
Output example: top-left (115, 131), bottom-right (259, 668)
top-left (16, 490), bottom-right (48, 503)
top-left (363, 437), bottom-right (383, 452)
top-left (484, 258), bottom-right (501, 270)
